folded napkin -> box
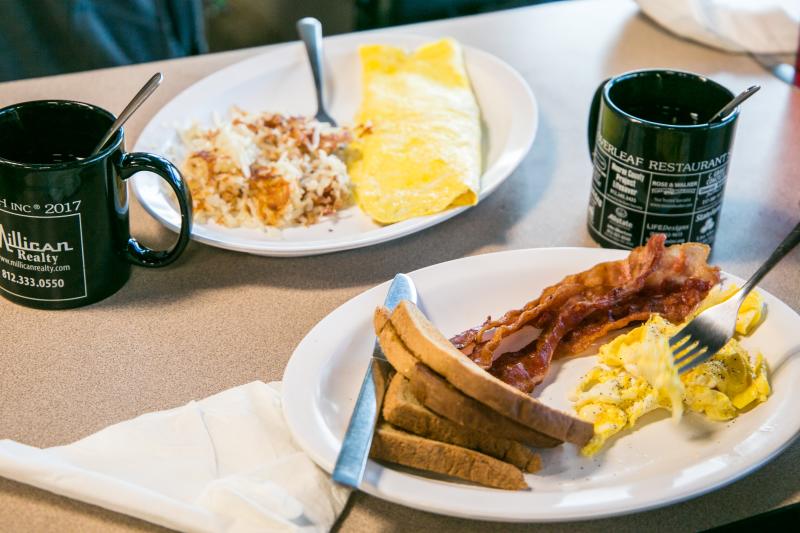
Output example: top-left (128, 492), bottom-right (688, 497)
top-left (636, 0), bottom-right (800, 54)
top-left (0, 382), bottom-right (350, 532)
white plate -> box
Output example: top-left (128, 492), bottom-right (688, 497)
top-left (282, 247), bottom-right (800, 521)
top-left (132, 34), bottom-right (537, 257)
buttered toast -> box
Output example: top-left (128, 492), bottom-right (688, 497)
top-left (371, 423), bottom-right (528, 490)
top-left (383, 373), bottom-right (541, 473)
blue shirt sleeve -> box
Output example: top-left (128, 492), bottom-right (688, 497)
top-left (0, 0), bottom-right (207, 82)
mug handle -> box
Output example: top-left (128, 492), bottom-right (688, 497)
top-left (118, 152), bottom-right (193, 267)
top-left (588, 78), bottom-right (610, 158)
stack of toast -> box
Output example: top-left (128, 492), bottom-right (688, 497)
top-left (369, 300), bottom-right (594, 490)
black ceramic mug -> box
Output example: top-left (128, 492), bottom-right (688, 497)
top-left (0, 100), bottom-right (192, 309)
top-left (587, 69), bottom-right (738, 250)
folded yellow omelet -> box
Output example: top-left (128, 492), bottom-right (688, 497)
top-left (347, 39), bottom-right (482, 224)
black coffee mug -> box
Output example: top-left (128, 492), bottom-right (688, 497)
top-left (0, 100), bottom-right (192, 309)
top-left (587, 69), bottom-right (738, 250)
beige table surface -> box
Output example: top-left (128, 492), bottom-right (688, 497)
top-left (1, 0), bottom-right (798, 531)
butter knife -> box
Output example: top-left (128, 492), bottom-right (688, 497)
top-left (332, 273), bottom-right (417, 488)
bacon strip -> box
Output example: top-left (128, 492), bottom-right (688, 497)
top-left (558, 277), bottom-right (717, 355)
top-left (451, 235), bottom-right (720, 393)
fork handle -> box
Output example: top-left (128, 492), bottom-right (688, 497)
top-left (740, 220), bottom-right (800, 298)
top-left (296, 17), bottom-right (327, 117)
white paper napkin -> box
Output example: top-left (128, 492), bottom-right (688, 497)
top-left (636, 0), bottom-right (800, 54)
top-left (0, 382), bottom-right (350, 533)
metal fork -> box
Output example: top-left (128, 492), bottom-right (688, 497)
top-left (296, 17), bottom-right (337, 126)
top-left (670, 220), bottom-right (800, 374)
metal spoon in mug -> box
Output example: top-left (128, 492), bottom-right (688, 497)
top-left (296, 17), bottom-right (336, 126)
top-left (707, 85), bottom-right (760, 124)
top-left (89, 72), bottom-right (163, 156)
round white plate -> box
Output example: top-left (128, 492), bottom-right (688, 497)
top-left (132, 33), bottom-right (537, 257)
top-left (282, 247), bottom-right (800, 521)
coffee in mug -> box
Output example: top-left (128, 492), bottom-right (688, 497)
top-left (586, 69), bottom-right (738, 249)
top-left (0, 100), bottom-right (192, 309)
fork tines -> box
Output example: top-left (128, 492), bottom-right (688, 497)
top-left (669, 332), bottom-right (716, 375)
top-left (669, 298), bottom-right (740, 374)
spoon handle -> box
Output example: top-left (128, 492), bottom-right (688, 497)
top-left (296, 18), bottom-right (327, 116)
top-left (707, 85), bottom-right (760, 123)
top-left (90, 72), bottom-right (163, 156)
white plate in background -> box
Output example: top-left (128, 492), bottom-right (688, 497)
top-left (132, 33), bottom-right (537, 256)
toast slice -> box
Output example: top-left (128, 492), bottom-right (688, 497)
top-left (409, 362), bottom-right (561, 448)
top-left (383, 373), bottom-right (541, 472)
top-left (376, 306), bottom-right (420, 376)
top-left (376, 308), bottom-right (560, 448)
top-left (388, 301), bottom-right (594, 446)
top-left (370, 423), bottom-right (528, 490)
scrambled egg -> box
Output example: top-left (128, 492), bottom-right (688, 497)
top-left (572, 287), bottom-right (769, 456)
top-left (346, 39), bottom-right (481, 224)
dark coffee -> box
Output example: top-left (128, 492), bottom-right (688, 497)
top-left (0, 100), bottom-right (111, 164)
top-left (587, 70), bottom-right (738, 250)
top-left (11, 151), bottom-right (82, 165)
top-left (622, 104), bottom-right (701, 126)
top-left (0, 100), bottom-right (193, 309)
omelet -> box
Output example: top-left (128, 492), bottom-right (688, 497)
top-left (572, 287), bottom-right (769, 456)
top-left (346, 39), bottom-right (481, 223)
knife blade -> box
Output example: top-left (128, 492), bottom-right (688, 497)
top-left (332, 273), bottom-right (417, 488)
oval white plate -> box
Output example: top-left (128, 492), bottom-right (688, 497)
top-left (132, 33), bottom-right (537, 257)
top-left (282, 247), bottom-right (800, 521)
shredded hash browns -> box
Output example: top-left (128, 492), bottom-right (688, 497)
top-left (178, 109), bottom-right (352, 229)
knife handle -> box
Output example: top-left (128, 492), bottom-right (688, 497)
top-left (332, 357), bottom-right (392, 488)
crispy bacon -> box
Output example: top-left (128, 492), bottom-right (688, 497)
top-left (450, 235), bottom-right (720, 393)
